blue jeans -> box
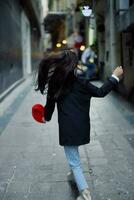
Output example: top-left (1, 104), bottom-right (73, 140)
top-left (64, 146), bottom-right (89, 191)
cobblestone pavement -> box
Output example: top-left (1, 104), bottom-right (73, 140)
top-left (0, 79), bottom-right (134, 200)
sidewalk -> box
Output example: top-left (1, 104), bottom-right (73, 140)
top-left (85, 82), bottom-right (134, 200)
top-left (0, 78), bottom-right (89, 200)
top-left (0, 79), bottom-right (134, 200)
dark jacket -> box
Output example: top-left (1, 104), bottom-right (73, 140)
top-left (45, 67), bottom-right (119, 146)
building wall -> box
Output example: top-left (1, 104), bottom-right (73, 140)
top-left (30, 28), bottom-right (43, 71)
top-left (0, 0), bottom-right (45, 98)
top-left (49, 0), bottom-right (77, 12)
top-left (97, 0), bottom-right (134, 102)
top-left (104, 0), bottom-right (120, 78)
top-left (41, 0), bottom-right (48, 18)
top-left (46, 0), bottom-right (78, 49)
top-left (21, 0), bottom-right (44, 71)
top-left (121, 31), bottom-right (134, 98)
top-left (0, 0), bottom-right (23, 95)
top-left (96, 1), bottom-right (122, 79)
top-left (108, 0), bottom-right (134, 101)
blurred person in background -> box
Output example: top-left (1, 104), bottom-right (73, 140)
top-left (35, 49), bottom-right (123, 200)
top-left (81, 45), bottom-right (98, 80)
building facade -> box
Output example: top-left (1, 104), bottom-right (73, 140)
top-left (0, 0), bottom-right (46, 101)
top-left (95, 0), bottom-right (134, 102)
top-left (44, 0), bottom-right (78, 49)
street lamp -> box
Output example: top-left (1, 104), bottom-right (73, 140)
top-left (79, 1), bottom-right (92, 17)
top-left (79, 1), bottom-right (95, 46)
top-left (81, 5), bottom-right (92, 17)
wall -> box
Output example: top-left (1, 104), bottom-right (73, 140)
top-left (99, 0), bottom-right (134, 102)
top-left (104, 0), bottom-right (121, 78)
top-left (31, 28), bottom-right (43, 71)
top-left (0, 0), bottom-right (44, 97)
top-left (122, 31), bottom-right (134, 98)
top-left (0, 0), bottom-right (23, 95)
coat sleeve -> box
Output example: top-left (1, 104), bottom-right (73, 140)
top-left (45, 96), bottom-right (55, 121)
top-left (79, 76), bottom-right (119, 97)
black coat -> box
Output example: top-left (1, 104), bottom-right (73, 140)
top-left (45, 68), bottom-right (118, 146)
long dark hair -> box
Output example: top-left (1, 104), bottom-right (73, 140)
top-left (35, 49), bottom-right (78, 100)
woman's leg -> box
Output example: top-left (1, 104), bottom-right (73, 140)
top-left (64, 146), bottom-right (89, 192)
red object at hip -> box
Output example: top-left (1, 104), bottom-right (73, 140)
top-left (32, 104), bottom-right (45, 123)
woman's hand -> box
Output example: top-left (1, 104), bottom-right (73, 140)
top-left (113, 66), bottom-right (123, 78)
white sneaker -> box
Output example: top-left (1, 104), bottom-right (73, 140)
top-left (77, 188), bottom-right (91, 200)
top-left (67, 171), bottom-right (75, 182)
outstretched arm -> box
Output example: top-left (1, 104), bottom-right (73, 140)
top-left (80, 66), bottom-right (123, 97)
top-left (84, 76), bottom-right (118, 97)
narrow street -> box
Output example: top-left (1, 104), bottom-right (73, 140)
top-left (0, 78), bottom-right (134, 200)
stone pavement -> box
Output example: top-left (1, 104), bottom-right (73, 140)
top-left (0, 79), bottom-right (134, 200)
